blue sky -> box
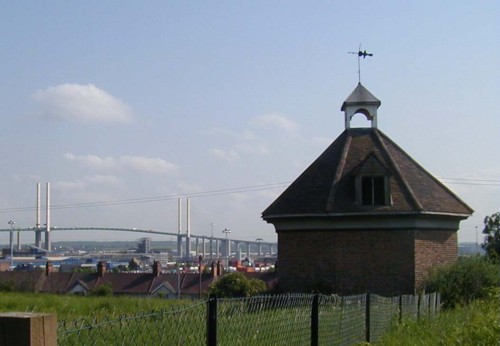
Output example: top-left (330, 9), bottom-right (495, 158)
top-left (0, 1), bottom-right (498, 245)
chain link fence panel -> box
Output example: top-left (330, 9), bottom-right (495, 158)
top-left (217, 294), bottom-right (313, 346)
top-left (57, 292), bottom-right (439, 345)
top-left (400, 294), bottom-right (419, 321)
top-left (58, 301), bottom-right (206, 346)
top-left (369, 294), bottom-right (400, 343)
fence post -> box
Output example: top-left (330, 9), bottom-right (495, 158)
top-left (429, 292), bottom-right (436, 316)
top-left (417, 293), bottom-right (421, 321)
top-left (365, 292), bottom-right (371, 343)
top-left (207, 294), bottom-right (217, 346)
top-left (398, 294), bottom-right (403, 324)
top-left (311, 293), bottom-right (319, 346)
top-left (436, 292), bottom-right (441, 314)
top-left (0, 312), bottom-right (57, 346)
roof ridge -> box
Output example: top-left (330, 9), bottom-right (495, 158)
top-left (376, 130), bottom-right (474, 214)
top-left (63, 272), bottom-right (77, 292)
top-left (147, 274), bottom-right (156, 293)
top-left (372, 130), bottom-right (424, 210)
top-left (326, 133), bottom-right (352, 211)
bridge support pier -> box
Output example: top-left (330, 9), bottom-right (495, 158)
top-left (177, 235), bottom-right (183, 258)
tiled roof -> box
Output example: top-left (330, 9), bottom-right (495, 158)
top-left (96, 273), bottom-right (153, 294)
top-left (0, 271), bottom-right (45, 292)
top-left (262, 128), bottom-right (473, 219)
top-left (1, 269), bottom-right (278, 297)
top-left (41, 272), bottom-right (76, 294)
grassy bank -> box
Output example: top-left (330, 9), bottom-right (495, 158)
top-left (375, 295), bottom-right (500, 345)
top-left (2, 291), bottom-right (499, 344)
top-left (0, 292), bottom-right (189, 320)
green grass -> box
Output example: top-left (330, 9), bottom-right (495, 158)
top-left (374, 296), bottom-right (500, 346)
top-left (0, 292), bottom-right (191, 320)
top-left (4, 292), bottom-right (498, 345)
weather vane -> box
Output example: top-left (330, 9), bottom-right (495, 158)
top-left (348, 44), bottom-right (373, 83)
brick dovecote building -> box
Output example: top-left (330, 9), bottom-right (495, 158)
top-left (262, 83), bottom-right (473, 295)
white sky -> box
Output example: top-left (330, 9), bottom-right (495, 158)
top-left (0, 1), bottom-right (498, 245)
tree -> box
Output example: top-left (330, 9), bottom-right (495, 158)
top-left (209, 272), bottom-right (267, 298)
top-left (482, 212), bottom-right (500, 261)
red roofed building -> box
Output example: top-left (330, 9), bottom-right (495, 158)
top-left (262, 83), bottom-right (473, 295)
top-left (0, 260), bottom-right (277, 298)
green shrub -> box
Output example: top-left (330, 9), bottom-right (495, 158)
top-left (376, 296), bottom-right (500, 345)
top-left (208, 272), bottom-right (267, 298)
top-left (0, 280), bottom-right (15, 292)
top-left (425, 256), bottom-right (499, 308)
top-left (91, 283), bottom-right (113, 297)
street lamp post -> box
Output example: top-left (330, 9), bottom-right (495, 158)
top-left (176, 262), bottom-right (181, 300)
top-left (198, 254), bottom-right (203, 299)
top-left (475, 226), bottom-right (479, 254)
top-left (8, 220), bottom-right (15, 271)
top-left (222, 228), bottom-right (231, 270)
top-left (209, 222), bottom-right (215, 261)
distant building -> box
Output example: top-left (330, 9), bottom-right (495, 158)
top-left (262, 83), bottom-right (473, 295)
top-left (137, 238), bottom-right (151, 254)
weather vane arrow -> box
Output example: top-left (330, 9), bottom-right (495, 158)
top-left (348, 44), bottom-right (373, 83)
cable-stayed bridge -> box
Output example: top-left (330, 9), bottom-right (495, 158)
top-left (0, 226), bottom-right (277, 259)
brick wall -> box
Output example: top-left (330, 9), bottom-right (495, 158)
top-left (414, 230), bottom-right (457, 290)
top-left (277, 229), bottom-right (416, 295)
top-left (277, 228), bottom-right (458, 295)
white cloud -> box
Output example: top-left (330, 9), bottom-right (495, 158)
top-left (51, 178), bottom-right (121, 206)
top-left (206, 113), bottom-right (305, 165)
top-left (53, 176), bottom-right (122, 194)
top-left (53, 180), bottom-right (86, 192)
top-left (204, 128), bottom-right (257, 141)
top-left (64, 153), bottom-right (178, 174)
top-left (120, 156), bottom-right (177, 174)
top-left (210, 148), bottom-right (240, 162)
top-left (64, 153), bottom-right (115, 170)
top-left (32, 83), bottom-right (134, 123)
top-left (250, 113), bottom-right (299, 133)
top-left (206, 128), bottom-right (269, 162)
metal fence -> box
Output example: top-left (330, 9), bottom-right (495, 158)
top-left (57, 292), bottom-right (440, 345)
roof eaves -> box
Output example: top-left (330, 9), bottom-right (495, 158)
top-left (418, 211), bottom-right (472, 219)
top-left (264, 210), bottom-right (471, 220)
top-left (264, 211), bottom-right (421, 219)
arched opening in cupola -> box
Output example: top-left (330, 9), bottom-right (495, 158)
top-left (349, 108), bottom-right (373, 128)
